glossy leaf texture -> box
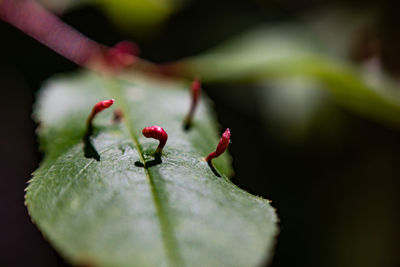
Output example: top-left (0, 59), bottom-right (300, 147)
top-left (26, 71), bottom-right (278, 267)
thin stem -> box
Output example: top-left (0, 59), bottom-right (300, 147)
top-left (0, 0), bottom-right (104, 66)
top-left (0, 0), bottom-right (169, 77)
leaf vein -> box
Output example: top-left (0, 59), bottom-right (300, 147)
top-left (106, 77), bottom-right (183, 267)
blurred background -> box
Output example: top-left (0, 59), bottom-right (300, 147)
top-left (1, 0), bottom-right (400, 266)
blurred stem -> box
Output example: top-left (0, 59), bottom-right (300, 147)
top-left (0, 0), bottom-right (104, 66)
top-left (0, 0), bottom-right (162, 76)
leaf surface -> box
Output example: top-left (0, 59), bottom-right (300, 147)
top-left (26, 71), bottom-right (278, 267)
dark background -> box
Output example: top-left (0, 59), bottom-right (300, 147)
top-left (1, 0), bottom-right (400, 266)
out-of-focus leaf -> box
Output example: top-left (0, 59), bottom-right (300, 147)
top-left (25, 71), bottom-right (278, 267)
top-left (303, 6), bottom-right (375, 58)
top-left (38, 0), bottom-right (187, 33)
top-left (95, 0), bottom-right (177, 33)
top-left (175, 25), bottom-right (400, 129)
top-left (256, 78), bottom-right (327, 141)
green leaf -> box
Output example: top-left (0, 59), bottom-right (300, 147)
top-left (37, 0), bottom-right (187, 33)
top-left (175, 25), bottom-right (400, 130)
top-left (26, 71), bottom-right (278, 267)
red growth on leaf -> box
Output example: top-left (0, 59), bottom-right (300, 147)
top-left (184, 78), bottom-right (202, 130)
top-left (205, 128), bottom-right (231, 162)
top-left (191, 79), bottom-right (202, 101)
top-left (83, 99), bottom-right (114, 161)
top-left (87, 99), bottom-right (114, 128)
top-left (93, 99), bottom-right (114, 113)
top-left (142, 126), bottom-right (168, 156)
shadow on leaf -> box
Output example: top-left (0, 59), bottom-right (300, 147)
top-left (207, 161), bottom-right (221, 177)
top-left (83, 131), bottom-right (100, 161)
top-left (135, 156), bottom-right (162, 168)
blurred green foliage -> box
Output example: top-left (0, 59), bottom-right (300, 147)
top-left (38, 0), bottom-right (188, 35)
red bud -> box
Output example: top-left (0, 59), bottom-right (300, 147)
top-left (205, 128), bottom-right (231, 162)
top-left (184, 78), bottom-right (202, 130)
top-left (142, 126), bottom-right (168, 156)
top-left (191, 79), bottom-right (201, 103)
top-left (86, 99), bottom-right (114, 131)
top-left (84, 99), bottom-right (115, 146)
top-left (93, 99), bottom-right (114, 113)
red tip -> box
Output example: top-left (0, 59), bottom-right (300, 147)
top-left (142, 126), bottom-right (168, 155)
top-left (191, 79), bottom-right (201, 97)
top-left (184, 78), bottom-right (202, 129)
top-left (85, 99), bottom-right (115, 137)
top-left (205, 128), bottom-right (231, 162)
top-left (191, 78), bottom-right (201, 107)
top-left (93, 99), bottom-right (114, 113)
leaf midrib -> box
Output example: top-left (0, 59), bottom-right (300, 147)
top-left (105, 77), bottom-right (183, 267)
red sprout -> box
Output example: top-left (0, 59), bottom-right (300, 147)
top-left (205, 128), bottom-right (231, 163)
top-left (142, 126), bottom-right (168, 156)
top-left (91, 99), bottom-right (114, 118)
top-left (183, 78), bottom-right (202, 130)
top-left (86, 99), bottom-right (114, 134)
top-left (82, 99), bottom-right (113, 161)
